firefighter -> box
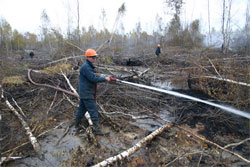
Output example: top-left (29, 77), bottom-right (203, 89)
top-left (29, 51), bottom-right (35, 58)
top-left (155, 44), bottom-right (161, 56)
top-left (75, 48), bottom-right (111, 135)
top-left (221, 43), bottom-right (224, 53)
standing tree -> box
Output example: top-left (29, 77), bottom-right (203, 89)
top-left (153, 15), bottom-right (164, 46)
top-left (245, 0), bottom-right (250, 53)
top-left (0, 18), bottom-right (12, 56)
top-left (221, 0), bottom-right (233, 54)
top-left (231, 0), bottom-right (250, 52)
top-left (24, 32), bottom-right (37, 50)
top-left (76, 0), bottom-right (81, 47)
top-left (165, 0), bottom-right (183, 46)
top-left (109, 3), bottom-right (126, 45)
top-left (189, 19), bottom-right (204, 47)
top-left (40, 9), bottom-right (52, 52)
top-left (12, 30), bottom-right (24, 51)
top-left (207, 0), bottom-right (211, 45)
top-left (99, 9), bottom-right (108, 31)
top-left (65, 1), bottom-right (73, 40)
top-left (98, 9), bottom-right (109, 46)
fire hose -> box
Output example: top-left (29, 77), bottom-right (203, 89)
top-left (28, 69), bottom-right (79, 98)
top-left (109, 77), bottom-right (250, 119)
top-left (27, 70), bottom-right (250, 119)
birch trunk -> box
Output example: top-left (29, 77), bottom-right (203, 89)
top-left (0, 85), bottom-right (44, 160)
top-left (203, 76), bottom-right (250, 87)
top-left (92, 123), bottom-right (173, 167)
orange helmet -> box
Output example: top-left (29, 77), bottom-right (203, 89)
top-left (157, 44), bottom-right (160, 47)
top-left (85, 49), bottom-right (98, 57)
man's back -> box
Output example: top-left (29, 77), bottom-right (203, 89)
top-left (155, 46), bottom-right (161, 56)
top-left (78, 59), bottom-right (106, 99)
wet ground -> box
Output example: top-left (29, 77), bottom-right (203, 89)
top-left (2, 80), bottom-right (249, 167)
top-left (1, 50), bottom-right (250, 167)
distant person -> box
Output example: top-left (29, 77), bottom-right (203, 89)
top-left (221, 43), bottom-right (224, 53)
top-left (155, 44), bottom-right (161, 56)
top-left (29, 51), bottom-right (34, 59)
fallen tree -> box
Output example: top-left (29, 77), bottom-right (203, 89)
top-left (27, 69), bottom-right (100, 146)
top-left (92, 122), bottom-right (173, 167)
top-left (0, 85), bottom-right (44, 161)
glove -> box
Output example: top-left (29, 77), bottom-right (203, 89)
top-left (110, 77), bottom-right (117, 81)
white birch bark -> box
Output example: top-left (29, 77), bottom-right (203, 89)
top-left (203, 76), bottom-right (250, 87)
top-left (28, 69), bottom-right (94, 125)
top-left (92, 123), bottom-right (173, 167)
top-left (0, 85), bottom-right (44, 160)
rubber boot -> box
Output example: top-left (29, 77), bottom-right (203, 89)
top-left (75, 118), bottom-right (82, 133)
top-left (93, 124), bottom-right (109, 136)
top-left (81, 116), bottom-right (89, 128)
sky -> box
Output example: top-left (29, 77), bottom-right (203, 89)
top-left (0, 0), bottom-right (248, 35)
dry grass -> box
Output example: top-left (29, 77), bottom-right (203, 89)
top-left (2, 76), bottom-right (25, 85)
top-left (42, 63), bottom-right (72, 75)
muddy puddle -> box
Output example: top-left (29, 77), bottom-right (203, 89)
top-left (5, 119), bottom-right (154, 167)
top-left (129, 109), bottom-right (174, 132)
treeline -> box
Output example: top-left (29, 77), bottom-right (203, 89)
top-left (0, 17), bottom-right (204, 57)
top-left (0, 1), bottom-right (249, 59)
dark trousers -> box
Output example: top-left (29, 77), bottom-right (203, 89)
top-left (76, 99), bottom-right (99, 125)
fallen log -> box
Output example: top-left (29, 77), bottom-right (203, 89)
top-left (0, 85), bottom-right (44, 160)
top-left (0, 156), bottom-right (27, 165)
top-left (92, 122), bottom-right (173, 167)
top-left (2, 122), bottom-right (65, 155)
top-left (208, 58), bottom-right (222, 78)
top-left (28, 69), bottom-right (97, 144)
top-left (202, 75), bottom-right (250, 87)
top-left (61, 69), bottom-right (78, 95)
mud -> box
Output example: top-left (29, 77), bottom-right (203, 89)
top-left (1, 48), bottom-right (249, 167)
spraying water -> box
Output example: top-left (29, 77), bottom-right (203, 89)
top-left (117, 80), bottom-right (250, 119)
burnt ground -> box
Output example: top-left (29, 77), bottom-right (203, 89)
top-left (0, 48), bottom-right (250, 167)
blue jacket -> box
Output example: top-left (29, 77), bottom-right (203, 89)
top-left (155, 47), bottom-right (161, 56)
top-left (78, 59), bottom-right (106, 99)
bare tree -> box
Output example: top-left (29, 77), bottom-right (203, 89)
top-left (66, 0), bottom-right (73, 39)
top-left (221, 0), bottom-right (233, 53)
top-left (247, 0), bottom-right (250, 29)
top-left (0, 18), bottom-right (12, 56)
top-left (208, 0), bottom-right (211, 45)
top-left (76, 0), bottom-right (81, 47)
top-left (246, 0), bottom-right (250, 52)
top-left (40, 9), bottom-right (52, 52)
top-left (99, 9), bottom-right (107, 31)
top-left (109, 3), bottom-right (126, 45)
top-left (154, 15), bottom-right (164, 45)
top-left (222, 0), bottom-right (226, 51)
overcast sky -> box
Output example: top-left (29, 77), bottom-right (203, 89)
top-left (0, 0), bottom-right (248, 35)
